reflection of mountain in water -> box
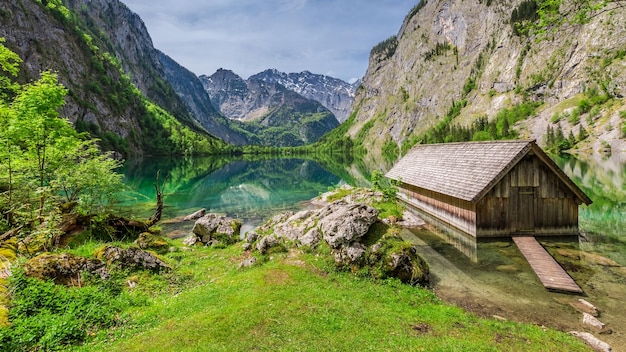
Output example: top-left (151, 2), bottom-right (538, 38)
top-left (221, 184), bottom-right (271, 211)
top-left (121, 157), bottom-right (341, 221)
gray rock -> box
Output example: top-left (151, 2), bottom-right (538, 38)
top-left (569, 331), bottom-right (612, 352)
top-left (334, 242), bottom-right (367, 265)
top-left (183, 208), bottom-right (206, 221)
top-left (318, 201), bottom-right (378, 248)
top-left (192, 213), bottom-right (242, 245)
top-left (245, 231), bottom-right (259, 243)
top-left (385, 245), bottom-right (429, 285)
top-left (24, 253), bottom-right (109, 285)
top-left (238, 257), bottom-right (257, 269)
top-left (299, 228), bottom-right (321, 247)
top-left (257, 235), bottom-right (280, 254)
top-left (242, 242), bottom-right (252, 251)
top-left (583, 313), bottom-right (608, 333)
top-left (571, 299), bottom-right (599, 316)
top-left (100, 246), bottom-right (170, 272)
top-left (396, 210), bottom-right (426, 228)
top-left (182, 233), bottom-right (200, 246)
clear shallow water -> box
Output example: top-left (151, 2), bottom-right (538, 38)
top-left (120, 154), bottom-right (626, 349)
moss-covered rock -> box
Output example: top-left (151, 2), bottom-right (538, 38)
top-left (23, 253), bottom-right (109, 285)
top-left (134, 232), bottom-right (169, 254)
top-left (96, 246), bottom-right (170, 272)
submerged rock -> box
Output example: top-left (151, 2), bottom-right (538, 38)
top-left (24, 253), bottom-right (109, 285)
top-left (571, 298), bottom-right (599, 317)
top-left (583, 313), bottom-right (609, 334)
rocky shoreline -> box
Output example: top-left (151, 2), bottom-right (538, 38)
top-left (182, 186), bottom-right (429, 286)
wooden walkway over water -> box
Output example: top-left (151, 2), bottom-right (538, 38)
top-left (512, 236), bottom-right (583, 294)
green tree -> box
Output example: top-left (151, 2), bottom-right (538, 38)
top-left (0, 41), bottom-right (123, 230)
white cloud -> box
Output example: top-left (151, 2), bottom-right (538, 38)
top-left (122, 0), bottom-right (415, 81)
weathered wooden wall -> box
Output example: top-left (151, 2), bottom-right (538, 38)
top-left (398, 183), bottom-right (477, 236)
top-left (477, 155), bottom-right (579, 236)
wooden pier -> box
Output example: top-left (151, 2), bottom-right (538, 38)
top-left (512, 236), bottom-right (583, 294)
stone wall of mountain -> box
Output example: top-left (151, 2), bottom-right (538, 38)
top-left (249, 69), bottom-right (358, 123)
top-left (200, 69), bottom-right (339, 146)
top-left (346, 0), bottom-right (626, 165)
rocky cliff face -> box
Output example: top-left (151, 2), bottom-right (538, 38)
top-left (200, 69), bottom-right (339, 146)
top-left (348, 0), bottom-right (626, 165)
top-left (64, 0), bottom-right (196, 126)
top-left (157, 52), bottom-right (247, 145)
top-left (250, 69), bottom-right (358, 123)
top-left (1, 0), bottom-right (143, 152)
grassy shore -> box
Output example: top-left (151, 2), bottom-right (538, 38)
top-left (72, 243), bottom-right (588, 352)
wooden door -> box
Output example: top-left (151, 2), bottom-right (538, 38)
top-left (517, 187), bottom-right (535, 233)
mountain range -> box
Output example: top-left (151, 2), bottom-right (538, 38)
top-left (249, 69), bottom-right (359, 123)
top-left (200, 69), bottom-right (339, 146)
top-left (1, 0), bottom-right (624, 159)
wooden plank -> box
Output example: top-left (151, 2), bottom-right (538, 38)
top-left (512, 236), bottom-right (583, 294)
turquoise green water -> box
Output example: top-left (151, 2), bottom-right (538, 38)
top-left (119, 156), bottom-right (342, 233)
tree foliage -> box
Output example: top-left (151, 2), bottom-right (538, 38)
top-left (529, 0), bottom-right (624, 37)
top-left (0, 41), bottom-right (123, 233)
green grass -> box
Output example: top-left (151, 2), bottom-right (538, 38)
top-left (72, 244), bottom-right (588, 352)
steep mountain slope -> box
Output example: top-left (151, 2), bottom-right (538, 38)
top-left (0, 0), bottom-right (239, 154)
top-left (345, 0), bottom-right (626, 165)
top-left (249, 69), bottom-right (358, 123)
top-left (157, 52), bottom-right (247, 145)
top-left (201, 69), bottom-right (339, 146)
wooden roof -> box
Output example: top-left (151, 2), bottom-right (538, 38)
top-left (386, 140), bottom-right (592, 205)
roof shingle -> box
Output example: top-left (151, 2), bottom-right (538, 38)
top-left (385, 140), bottom-right (533, 202)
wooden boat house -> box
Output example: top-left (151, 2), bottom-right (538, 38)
top-left (386, 140), bottom-right (592, 238)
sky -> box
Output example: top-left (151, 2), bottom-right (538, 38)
top-left (122, 0), bottom-right (417, 83)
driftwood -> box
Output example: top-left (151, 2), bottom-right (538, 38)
top-left (145, 171), bottom-right (169, 228)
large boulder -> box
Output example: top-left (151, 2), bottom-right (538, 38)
top-left (189, 213), bottom-right (242, 246)
top-left (97, 246), bottom-right (170, 272)
top-left (318, 201), bottom-right (378, 248)
top-left (24, 253), bottom-right (109, 285)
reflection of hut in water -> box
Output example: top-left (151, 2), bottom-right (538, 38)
top-left (386, 140), bottom-right (592, 238)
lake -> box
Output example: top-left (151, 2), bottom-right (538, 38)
top-left (121, 153), bottom-right (626, 348)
